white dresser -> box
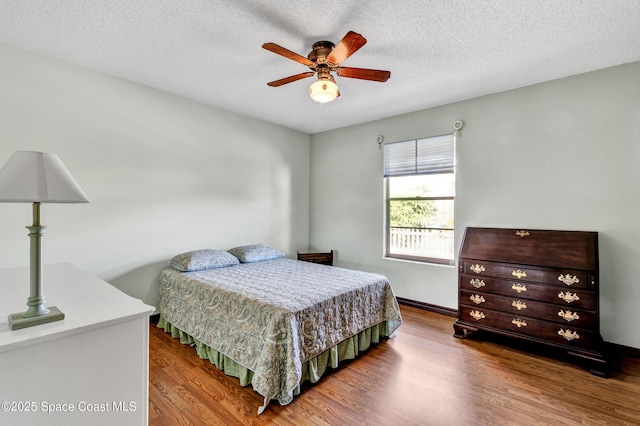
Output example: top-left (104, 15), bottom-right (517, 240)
top-left (0, 263), bottom-right (155, 426)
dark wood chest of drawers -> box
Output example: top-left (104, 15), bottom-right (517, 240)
top-left (453, 227), bottom-right (607, 376)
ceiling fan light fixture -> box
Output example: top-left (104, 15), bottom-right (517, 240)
top-left (264, 31), bottom-right (389, 102)
top-left (309, 78), bottom-right (339, 103)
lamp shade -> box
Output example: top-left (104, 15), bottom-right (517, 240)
top-left (0, 151), bottom-right (89, 203)
top-left (309, 79), bottom-right (339, 103)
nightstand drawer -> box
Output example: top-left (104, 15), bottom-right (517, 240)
top-left (297, 250), bottom-right (333, 266)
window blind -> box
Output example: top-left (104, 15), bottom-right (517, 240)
top-left (383, 134), bottom-right (454, 177)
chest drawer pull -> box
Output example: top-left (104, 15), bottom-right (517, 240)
top-left (558, 274), bottom-right (580, 286)
top-left (558, 310), bottom-right (580, 322)
top-left (470, 294), bottom-right (485, 304)
top-left (558, 291), bottom-right (580, 303)
top-left (511, 318), bottom-right (527, 328)
top-left (470, 264), bottom-right (485, 274)
top-left (512, 269), bottom-right (527, 279)
top-left (511, 300), bottom-right (527, 310)
top-left (511, 283), bottom-right (527, 293)
top-left (470, 278), bottom-right (485, 288)
top-left (515, 230), bottom-right (530, 237)
top-left (470, 310), bottom-right (485, 320)
top-left (558, 329), bottom-right (580, 341)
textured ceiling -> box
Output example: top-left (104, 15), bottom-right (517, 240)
top-left (1, 1), bottom-right (639, 134)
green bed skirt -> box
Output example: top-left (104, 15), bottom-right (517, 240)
top-left (157, 316), bottom-right (391, 398)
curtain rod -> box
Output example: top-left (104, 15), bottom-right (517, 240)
top-left (377, 120), bottom-right (463, 149)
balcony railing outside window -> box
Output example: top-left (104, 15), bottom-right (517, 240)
top-left (389, 227), bottom-right (454, 261)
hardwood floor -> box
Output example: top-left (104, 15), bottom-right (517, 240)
top-left (149, 305), bottom-right (640, 425)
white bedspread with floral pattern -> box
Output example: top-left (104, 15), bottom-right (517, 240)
top-left (159, 257), bottom-right (402, 408)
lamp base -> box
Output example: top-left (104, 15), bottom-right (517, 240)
top-left (8, 306), bottom-right (65, 330)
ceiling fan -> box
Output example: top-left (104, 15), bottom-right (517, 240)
top-left (262, 31), bottom-right (391, 103)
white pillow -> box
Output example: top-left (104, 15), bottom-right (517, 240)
top-left (169, 249), bottom-right (239, 272)
top-left (227, 244), bottom-right (285, 263)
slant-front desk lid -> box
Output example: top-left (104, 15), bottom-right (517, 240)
top-left (459, 227), bottom-right (598, 271)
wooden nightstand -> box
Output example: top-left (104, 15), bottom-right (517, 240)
top-left (297, 250), bottom-right (333, 266)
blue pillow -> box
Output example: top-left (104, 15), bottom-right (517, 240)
top-left (227, 244), bottom-right (285, 263)
top-left (169, 249), bottom-right (239, 272)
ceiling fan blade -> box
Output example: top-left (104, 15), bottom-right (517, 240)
top-left (267, 72), bottom-right (315, 87)
top-left (336, 67), bottom-right (391, 82)
top-left (262, 43), bottom-right (314, 67)
top-left (326, 31), bottom-right (367, 65)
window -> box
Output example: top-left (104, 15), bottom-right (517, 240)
top-left (384, 134), bottom-right (455, 265)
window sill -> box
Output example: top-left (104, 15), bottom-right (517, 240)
top-left (383, 255), bottom-right (456, 268)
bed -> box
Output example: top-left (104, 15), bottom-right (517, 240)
top-left (157, 245), bottom-right (402, 413)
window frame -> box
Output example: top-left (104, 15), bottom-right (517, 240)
top-left (383, 134), bottom-right (456, 266)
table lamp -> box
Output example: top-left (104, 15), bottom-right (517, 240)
top-left (0, 151), bottom-right (89, 330)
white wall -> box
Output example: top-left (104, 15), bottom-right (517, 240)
top-left (309, 62), bottom-right (640, 349)
top-left (0, 43), bottom-right (311, 311)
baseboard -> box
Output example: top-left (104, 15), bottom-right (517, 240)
top-left (604, 341), bottom-right (640, 359)
top-left (397, 297), bottom-right (639, 359)
top-left (396, 297), bottom-right (457, 317)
